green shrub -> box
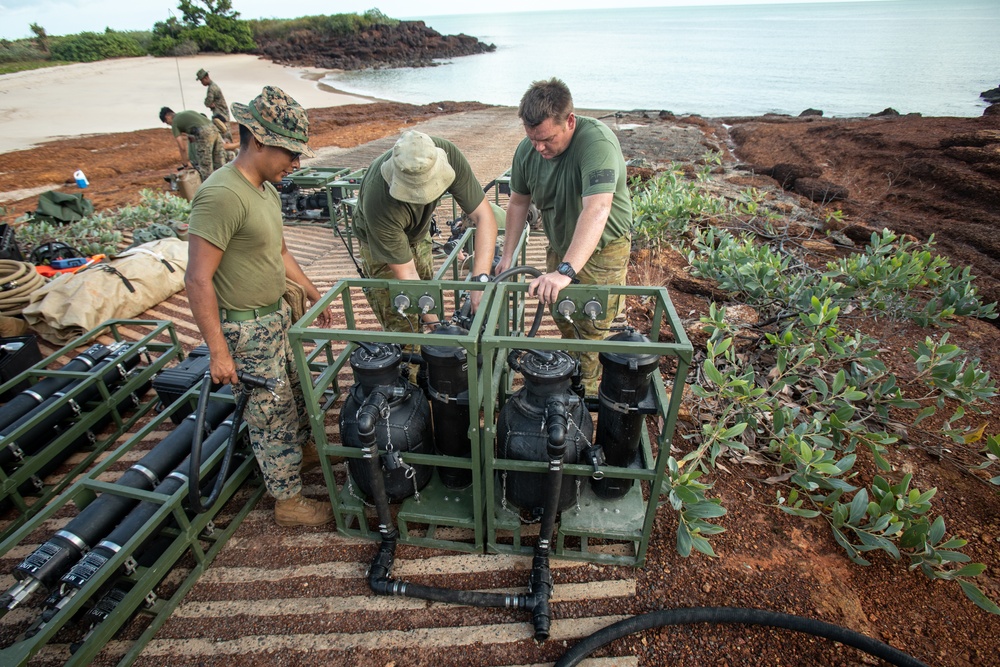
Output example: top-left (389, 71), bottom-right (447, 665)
top-left (49, 30), bottom-right (145, 62)
top-left (0, 39), bottom-right (47, 64)
top-left (248, 10), bottom-right (398, 42)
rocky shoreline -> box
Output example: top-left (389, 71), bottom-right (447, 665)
top-left (255, 20), bottom-right (496, 71)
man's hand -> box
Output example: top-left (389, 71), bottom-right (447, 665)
top-left (209, 348), bottom-right (239, 386)
top-left (469, 288), bottom-right (484, 313)
top-left (528, 271), bottom-right (573, 305)
top-left (494, 255), bottom-right (513, 276)
top-left (310, 299), bottom-right (333, 328)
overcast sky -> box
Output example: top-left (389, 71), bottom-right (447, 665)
top-left (0, 0), bottom-right (887, 41)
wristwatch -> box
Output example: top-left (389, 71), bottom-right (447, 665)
top-left (556, 261), bottom-right (580, 283)
top-left (470, 273), bottom-right (491, 283)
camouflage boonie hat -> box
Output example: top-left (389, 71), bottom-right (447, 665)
top-left (195, 68), bottom-right (208, 80)
top-left (231, 86), bottom-right (315, 158)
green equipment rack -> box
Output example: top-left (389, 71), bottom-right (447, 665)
top-left (289, 270), bottom-right (495, 554)
top-left (0, 375), bottom-right (261, 667)
top-left (0, 320), bottom-right (182, 540)
top-left (480, 282), bottom-right (693, 566)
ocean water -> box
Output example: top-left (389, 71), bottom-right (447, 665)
top-left (322, 0), bottom-right (1000, 118)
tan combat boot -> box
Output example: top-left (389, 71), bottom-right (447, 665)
top-left (300, 443), bottom-right (343, 473)
top-left (274, 493), bottom-right (334, 527)
top-left (300, 443), bottom-right (321, 473)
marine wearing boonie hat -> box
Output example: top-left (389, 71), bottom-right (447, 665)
top-left (195, 68), bottom-right (208, 80)
top-left (231, 85), bottom-right (316, 158)
top-left (380, 130), bottom-right (455, 204)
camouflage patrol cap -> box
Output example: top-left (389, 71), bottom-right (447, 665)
top-left (231, 86), bottom-right (315, 158)
top-left (195, 68), bottom-right (208, 80)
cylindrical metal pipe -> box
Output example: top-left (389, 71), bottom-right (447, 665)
top-left (1, 344), bottom-right (143, 469)
top-left (0, 343), bottom-right (110, 432)
top-left (1, 394), bottom-right (232, 607)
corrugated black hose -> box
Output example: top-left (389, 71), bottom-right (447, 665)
top-left (553, 606), bottom-right (930, 667)
top-left (188, 370), bottom-right (275, 513)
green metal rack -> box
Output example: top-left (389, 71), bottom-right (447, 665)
top-left (0, 320), bottom-right (183, 540)
top-left (0, 380), bottom-right (261, 667)
top-left (480, 283), bottom-right (693, 566)
top-left (289, 274), bottom-right (495, 553)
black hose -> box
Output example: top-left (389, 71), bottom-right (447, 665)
top-left (554, 607), bottom-right (930, 667)
top-left (362, 387), bottom-right (568, 640)
top-left (187, 370), bottom-right (275, 513)
top-left (494, 265), bottom-right (546, 341)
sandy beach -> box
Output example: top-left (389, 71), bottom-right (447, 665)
top-left (0, 54), bottom-right (372, 154)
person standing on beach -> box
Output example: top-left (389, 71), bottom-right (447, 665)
top-left (159, 107), bottom-right (226, 181)
top-left (197, 68), bottom-right (237, 154)
top-left (495, 77), bottom-right (632, 395)
top-left (185, 86), bottom-right (335, 527)
top-left (353, 130), bottom-right (499, 332)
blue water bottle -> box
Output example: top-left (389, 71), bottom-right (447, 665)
top-left (74, 169), bottom-right (89, 188)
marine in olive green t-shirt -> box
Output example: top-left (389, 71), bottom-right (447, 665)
top-left (510, 115), bottom-right (632, 257)
top-left (353, 136), bottom-right (486, 265)
top-left (186, 163), bottom-right (285, 311)
top-left (170, 109), bottom-right (212, 138)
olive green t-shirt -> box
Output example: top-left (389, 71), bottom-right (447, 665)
top-left (353, 137), bottom-right (485, 265)
top-left (510, 115), bottom-right (632, 257)
top-left (187, 163), bottom-right (285, 310)
top-left (171, 110), bottom-right (212, 137)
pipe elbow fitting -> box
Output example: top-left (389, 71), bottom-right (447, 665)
top-left (357, 390), bottom-right (391, 436)
top-left (545, 397), bottom-right (569, 454)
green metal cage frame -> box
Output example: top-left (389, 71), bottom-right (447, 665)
top-left (479, 282), bottom-right (693, 566)
top-left (0, 376), bottom-right (261, 667)
top-left (0, 320), bottom-right (183, 540)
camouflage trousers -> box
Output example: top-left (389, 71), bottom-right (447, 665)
top-left (188, 125), bottom-right (227, 181)
top-left (360, 237), bottom-right (435, 333)
top-left (221, 300), bottom-right (311, 500)
top-left (546, 234), bottom-right (631, 395)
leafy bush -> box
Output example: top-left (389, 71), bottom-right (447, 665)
top-left (629, 163), bottom-right (1000, 613)
top-left (49, 30), bottom-right (145, 62)
top-left (17, 190), bottom-right (191, 257)
top-left (0, 39), bottom-right (47, 64)
top-left (150, 9), bottom-right (254, 55)
top-left (248, 10), bottom-right (398, 42)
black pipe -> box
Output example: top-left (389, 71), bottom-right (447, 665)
top-left (60, 415), bottom-right (237, 595)
top-left (0, 344), bottom-right (143, 469)
top-left (0, 408), bottom-right (123, 513)
top-left (0, 392), bottom-right (232, 610)
top-left (529, 395), bottom-right (568, 641)
top-left (188, 371), bottom-right (274, 514)
top-left (0, 343), bottom-right (110, 432)
top-left (362, 389), bottom-right (569, 640)
top-left (494, 266), bottom-right (546, 340)
top-left (554, 607), bottom-right (930, 667)
top-left (358, 388), bottom-right (395, 538)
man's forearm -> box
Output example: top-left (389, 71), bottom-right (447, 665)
top-left (467, 199), bottom-right (499, 276)
top-left (176, 136), bottom-right (189, 164)
top-left (186, 279), bottom-right (227, 357)
top-left (562, 193), bottom-right (613, 271)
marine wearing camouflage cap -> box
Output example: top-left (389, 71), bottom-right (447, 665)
top-left (231, 86), bottom-right (315, 158)
top-left (195, 68), bottom-right (208, 80)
